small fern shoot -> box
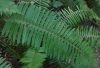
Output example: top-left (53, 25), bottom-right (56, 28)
top-left (20, 48), bottom-right (46, 68)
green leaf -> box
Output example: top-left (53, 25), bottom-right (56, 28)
top-left (0, 0), bottom-right (20, 15)
top-left (20, 48), bottom-right (46, 68)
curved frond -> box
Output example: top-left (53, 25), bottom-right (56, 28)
top-left (60, 5), bottom-right (100, 27)
top-left (20, 48), bottom-right (46, 68)
top-left (0, 55), bottom-right (12, 68)
top-left (1, 2), bottom-right (100, 68)
top-left (0, 0), bottom-right (20, 15)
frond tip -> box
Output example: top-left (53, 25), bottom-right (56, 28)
top-left (20, 48), bottom-right (47, 68)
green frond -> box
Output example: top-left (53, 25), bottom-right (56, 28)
top-left (0, 55), bottom-right (12, 68)
top-left (1, 2), bottom-right (100, 68)
top-left (20, 48), bottom-right (46, 68)
top-left (76, 26), bottom-right (100, 47)
top-left (60, 5), bottom-right (100, 27)
top-left (77, 26), bottom-right (99, 38)
top-left (0, 0), bottom-right (20, 15)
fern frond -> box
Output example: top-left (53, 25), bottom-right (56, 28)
top-left (1, 2), bottom-right (100, 68)
top-left (0, 55), bottom-right (12, 68)
top-left (77, 26), bottom-right (99, 38)
top-left (0, 0), bottom-right (20, 15)
top-left (20, 48), bottom-right (46, 68)
top-left (60, 5), bottom-right (100, 27)
top-left (76, 26), bottom-right (100, 47)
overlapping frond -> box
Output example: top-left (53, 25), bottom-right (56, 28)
top-left (0, 55), bottom-right (11, 68)
top-left (0, 0), bottom-right (20, 15)
top-left (75, 26), bottom-right (100, 47)
top-left (77, 26), bottom-right (99, 38)
top-left (20, 48), bottom-right (46, 68)
top-left (60, 5), bottom-right (100, 27)
top-left (1, 2), bottom-right (100, 68)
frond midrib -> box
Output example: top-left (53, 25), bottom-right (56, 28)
top-left (7, 18), bottom-right (92, 60)
top-left (30, 52), bottom-right (36, 68)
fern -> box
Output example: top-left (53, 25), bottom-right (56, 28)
top-left (77, 26), bottom-right (99, 38)
top-left (59, 5), bottom-right (100, 27)
top-left (0, 0), bottom-right (20, 15)
top-left (1, 2), bottom-right (100, 68)
top-left (20, 48), bottom-right (46, 68)
top-left (0, 55), bottom-right (12, 68)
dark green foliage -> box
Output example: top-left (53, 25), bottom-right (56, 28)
top-left (44, 58), bottom-right (74, 68)
top-left (0, 41), bottom-right (28, 59)
top-left (95, 0), bottom-right (100, 5)
top-left (85, 0), bottom-right (100, 18)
